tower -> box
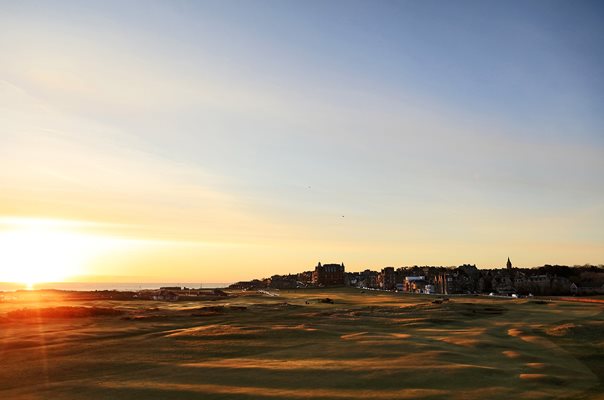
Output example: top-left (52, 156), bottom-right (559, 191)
top-left (506, 257), bottom-right (512, 270)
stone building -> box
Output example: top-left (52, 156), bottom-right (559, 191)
top-left (312, 262), bottom-right (345, 286)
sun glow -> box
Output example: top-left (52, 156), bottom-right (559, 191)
top-left (0, 217), bottom-right (123, 287)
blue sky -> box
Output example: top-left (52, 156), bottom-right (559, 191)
top-left (0, 0), bottom-right (602, 280)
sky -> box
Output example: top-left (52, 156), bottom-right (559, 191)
top-left (0, 0), bottom-right (603, 283)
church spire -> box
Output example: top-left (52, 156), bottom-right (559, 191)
top-left (506, 257), bottom-right (512, 269)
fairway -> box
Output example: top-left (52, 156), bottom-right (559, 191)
top-left (1, 289), bottom-right (603, 399)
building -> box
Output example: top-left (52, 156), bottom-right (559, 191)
top-left (434, 273), bottom-right (451, 294)
top-left (507, 257), bottom-right (512, 270)
top-left (312, 262), bottom-right (345, 286)
top-left (269, 274), bottom-right (298, 289)
top-left (570, 282), bottom-right (604, 295)
top-left (297, 271), bottom-right (313, 286)
top-left (378, 267), bottom-right (396, 290)
top-left (152, 290), bottom-right (179, 301)
top-left (357, 269), bottom-right (378, 288)
top-left (404, 276), bottom-right (426, 293)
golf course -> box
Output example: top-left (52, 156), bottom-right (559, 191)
top-left (1, 289), bottom-right (602, 399)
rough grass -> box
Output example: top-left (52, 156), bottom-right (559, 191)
top-left (6, 306), bottom-right (123, 319)
top-left (0, 288), bottom-right (603, 399)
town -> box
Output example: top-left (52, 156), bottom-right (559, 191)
top-left (229, 259), bottom-right (604, 296)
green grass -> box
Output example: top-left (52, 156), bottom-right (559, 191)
top-left (1, 288), bottom-right (603, 399)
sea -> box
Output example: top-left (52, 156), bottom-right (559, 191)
top-left (0, 282), bottom-right (231, 292)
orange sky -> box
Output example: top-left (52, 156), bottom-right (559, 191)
top-left (1, 2), bottom-right (603, 285)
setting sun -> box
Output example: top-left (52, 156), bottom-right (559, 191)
top-left (0, 218), bottom-right (121, 287)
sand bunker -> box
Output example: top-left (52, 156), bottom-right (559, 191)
top-left (340, 331), bottom-right (411, 341)
top-left (164, 324), bottom-right (263, 338)
top-left (502, 350), bottom-right (521, 358)
top-left (182, 352), bottom-right (497, 373)
top-left (546, 323), bottom-right (579, 337)
top-left (101, 381), bottom-right (449, 399)
top-left (519, 373), bottom-right (548, 380)
top-left (270, 324), bottom-right (317, 331)
top-left (438, 336), bottom-right (481, 347)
